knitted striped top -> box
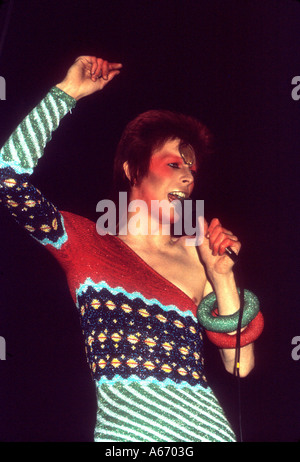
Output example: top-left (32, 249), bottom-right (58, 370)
top-left (0, 87), bottom-right (236, 442)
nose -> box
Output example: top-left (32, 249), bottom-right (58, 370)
top-left (181, 166), bottom-right (195, 185)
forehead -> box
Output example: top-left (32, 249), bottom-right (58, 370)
top-left (152, 138), bottom-right (196, 166)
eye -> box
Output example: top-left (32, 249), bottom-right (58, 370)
top-left (168, 162), bottom-right (197, 177)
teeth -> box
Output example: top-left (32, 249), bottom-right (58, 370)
top-left (168, 191), bottom-right (187, 202)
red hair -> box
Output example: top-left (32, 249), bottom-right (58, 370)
top-left (113, 109), bottom-right (213, 195)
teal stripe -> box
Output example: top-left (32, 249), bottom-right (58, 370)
top-left (97, 374), bottom-right (206, 390)
top-left (16, 121), bottom-right (39, 167)
top-left (94, 380), bottom-right (236, 442)
top-left (28, 108), bottom-right (48, 153)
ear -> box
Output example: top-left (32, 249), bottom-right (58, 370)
top-left (123, 161), bottom-right (131, 181)
top-left (123, 161), bottom-right (137, 186)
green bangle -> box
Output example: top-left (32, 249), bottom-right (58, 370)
top-left (197, 289), bottom-right (260, 333)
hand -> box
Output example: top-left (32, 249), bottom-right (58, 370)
top-left (198, 218), bottom-right (241, 278)
top-left (56, 55), bottom-right (122, 100)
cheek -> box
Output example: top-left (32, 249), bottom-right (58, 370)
top-left (149, 158), bottom-right (173, 180)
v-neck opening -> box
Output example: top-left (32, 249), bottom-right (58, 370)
top-left (111, 234), bottom-right (198, 311)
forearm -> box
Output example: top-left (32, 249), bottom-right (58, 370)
top-left (0, 86), bottom-right (76, 173)
top-left (210, 271), bottom-right (255, 376)
top-left (219, 340), bottom-right (254, 377)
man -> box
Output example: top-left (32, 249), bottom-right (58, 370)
top-left (0, 56), bottom-right (261, 442)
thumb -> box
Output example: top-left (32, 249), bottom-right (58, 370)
top-left (100, 69), bottom-right (121, 89)
top-left (107, 69), bottom-right (121, 81)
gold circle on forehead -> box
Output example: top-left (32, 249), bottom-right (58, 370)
top-left (179, 142), bottom-right (196, 166)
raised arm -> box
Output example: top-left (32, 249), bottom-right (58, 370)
top-left (0, 56), bottom-right (122, 249)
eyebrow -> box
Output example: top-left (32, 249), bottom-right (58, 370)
top-left (161, 153), bottom-right (182, 160)
top-left (161, 153), bottom-right (198, 170)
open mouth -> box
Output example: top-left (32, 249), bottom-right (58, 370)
top-left (167, 191), bottom-right (188, 202)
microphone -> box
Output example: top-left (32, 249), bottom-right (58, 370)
top-left (224, 246), bottom-right (238, 263)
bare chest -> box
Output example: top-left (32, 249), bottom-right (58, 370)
top-left (132, 245), bottom-right (206, 306)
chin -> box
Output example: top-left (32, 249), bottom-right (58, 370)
top-left (160, 204), bottom-right (183, 230)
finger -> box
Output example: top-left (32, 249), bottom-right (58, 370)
top-left (108, 62), bottom-right (123, 71)
top-left (106, 69), bottom-right (121, 81)
top-left (207, 219), bottom-right (235, 244)
top-left (208, 223), bottom-right (223, 249)
top-left (93, 58), bottom-right (104, 80)
top-left (96, 69), bottom-right (121, 91)
top-left (210, 227), bottom-right (238, 255)
top-left (90, 57), bottom-right (99, 76)
top-left (211, 231), bottom-right (229, 256)
top-left (219, 237), bottom-right (241, 256)
top-left (101, 60), bottom-right (109, 80)
top-left (221, 227), bottom-right (234, 236)
top-left (206, 217), bottom-right (221, 238)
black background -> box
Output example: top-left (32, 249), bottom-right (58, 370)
top-left (0, 0), bottom-right (300, 442)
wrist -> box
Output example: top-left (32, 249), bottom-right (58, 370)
top-left (208, 269), bottom-right (235, 288)
top-left (209, 271), bottom-right (239, 317)
top-left (55, 81), bottom-right (83, 101)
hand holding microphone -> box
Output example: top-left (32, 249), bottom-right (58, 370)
top-left (198, 217), bottom-right (241, 276)
top-left (183, 200), bottom-right (240, 263)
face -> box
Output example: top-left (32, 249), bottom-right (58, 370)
top-left (128, 138), bottom-right (197, 225)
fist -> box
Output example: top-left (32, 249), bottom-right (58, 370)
top-left (198, 218), bottom-right (241, 276)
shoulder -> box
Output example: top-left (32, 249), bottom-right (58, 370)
top-left (61, 211), bottom-right (96, 234)
top-left (60, 210), bottom-right (113, 248)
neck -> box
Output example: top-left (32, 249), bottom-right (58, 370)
top-left (117, 199), bottom-right (176, 249)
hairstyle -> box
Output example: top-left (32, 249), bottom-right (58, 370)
top-left (113, 109), bottom-right (213, 196)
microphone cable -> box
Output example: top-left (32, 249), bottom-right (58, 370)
top-left (232, 256), bottom-right (245, 443)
